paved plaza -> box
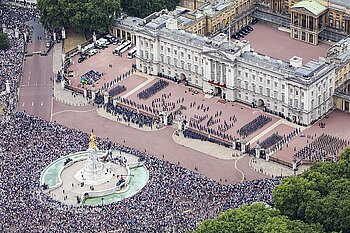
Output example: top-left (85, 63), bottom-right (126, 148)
top-left (242, 22), bottom-right (331, 63)
top-left (272, 110), bottom-right (350, 163)
top-left (67, 44), bottom-right (135, 90)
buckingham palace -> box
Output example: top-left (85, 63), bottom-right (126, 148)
top-left (134, 16), bottom-right (337, 125)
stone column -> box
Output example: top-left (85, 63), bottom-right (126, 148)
top-left (60, 79), bottom-right (65, 90)
top-left (91, 89), bottom-right (96, 100)
top-left (5, 81), bottom-right (10, 94)
top-left (104, 92), bottom-right (109, 104)
top-left (14, 27), bottom-right (19, 39)
top-left (162, 112), bottom-right (168, 125)
top-left (93, 32), bottom-right (97, 44)
top-left (61, 27), bottom-right (66, 39)
top-left (83, 89), bottom-right (87, 98)
top-left (292, 159), bottom-right (297, 171)
top-left (209, 59), bottom-right (213, 81)
top-left (220, 63), bottom-right (224, 85)
top-left (53, 32), bottom-right (56, 42)
top-left (266, 152), bottom-right (270, 162)
top-left (255, 149), bottom-right (260, 159)
top-left (177, 116), bottom-right (185, 131)
top-left (214, 61), bottom-right (218, 83)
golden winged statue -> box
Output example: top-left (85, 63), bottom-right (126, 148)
top-left (89, 130), bottom-right (97, 150)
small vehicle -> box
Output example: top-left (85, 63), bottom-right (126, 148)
top-left (94, 44), bottom-right (102, 49)
top-left (239, 30), bottom-right (249, 36)
top-left (246, 25), bottom-right (254, 31)
top-left (45, 41), bottom-right (51, 48)
top-left (241, 28), bottom-right (250, 34)
top-left (78, 55), bottom-right (86, 63)
top-left (237, 32), bottom-right (245, 37)
top-left (233, 34), bottom-right (240, 40)
top-left (252, 18), bottom-right (259, 25)
top-left (88, 49), bottom-right (98, 57)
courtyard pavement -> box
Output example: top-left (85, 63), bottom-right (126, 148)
top-left (242, 22), bottom-right (331, 63)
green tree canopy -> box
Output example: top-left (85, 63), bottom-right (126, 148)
top-left (0, 33), bottom-right (10, 50)
top-left (121, 0), bottom-right (180, 18)
top-left (193, 203), bottom-right (324, 233)
top-left (273, 148), bottom-right (350, 232)
top-left (37, 0), bottom-right (121, 33)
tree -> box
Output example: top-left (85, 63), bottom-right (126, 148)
top-left (121, 0), bottom-right (180, 18)
top-left (0, 33), bottom-right (10, 50)
top-left (193, 203), bottom-right (324, 233)
top-left (272, 148), bottom-right (350, 233)
top-left (37, 0), bottom-right (121, 33)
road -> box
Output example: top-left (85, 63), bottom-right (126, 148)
top-left (18, 20), bottom-right (53, 121)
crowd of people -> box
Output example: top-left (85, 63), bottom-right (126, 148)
top-left (294, 133), bottom-right (349, 162)
top-left (115, 96), bottom-right (160, 116)
top-left (183, 128), bottom-right (232, 148)
top-left (108, 85), bottom-right (126, 97)
top-left (0, 5), bottom-right (38, 113)
top-left (105, 102), bottom-right (160, 129)
top-left (238, 115), bottom-right (272, 138)
top-left (259, 133), bottom-right (284, 149)
top-left (0, 112), bottom-right (280, 232)
top-left (137, 79), bottom-right (169, 100)
top-left (188, 119), bottom-right (235, 142)
top-left (80, 70), bottom-right (101, 85)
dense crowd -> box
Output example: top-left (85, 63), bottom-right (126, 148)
top-left (105, 102), bottom-right (160, 128)
top-left (294, 133), bottom-right (349, 162)
top-left (0, 112), bottom-right (280, 232)
top-left (0, 5), bottom-right (38, 113)
top-left (0, 5), bottom-right (39, 36)
top-left (183, 128), bottom-right (232, 148)
top-left (137, 79), bottom-right (169, 100)
top-left (108, 85), bottom-right (126, 97)
top-left (238, 115), bottom-right (272, 138)
top-left (260, 133), bottom-right (284, 149)
top-left (80, 70), bottom-right (101, 85)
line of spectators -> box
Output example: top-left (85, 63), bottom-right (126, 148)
top-left (137, 80), bottom-right (169, 100)
top-left (108, 85), bottom-right (126, 97)
top-left (105, 102), bottom-right (159, 129)
top-left (259, 133), bottom-right (284, 149)
top-left (294, 133), bottom-right (349, 162)
top-left (238, 115), bottom-right (272, 138)
top-left (0, 5), bottom-right (38, 113)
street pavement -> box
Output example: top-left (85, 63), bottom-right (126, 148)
top-left (18, 21), bottom-right (53, 121)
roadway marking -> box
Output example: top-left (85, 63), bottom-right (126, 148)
top-left (50, 95), bottom-right (53, 122)
top-left (51, 108), bottom-right (97, 119)
top-left (20, 84), bottom-right (52, 87)
top-left (235, 155), bottom-right (245, 182)
top-left (31, 102), bottom-right (34, 106)
top-left (247, 119), bottom-right (283, 145)
top-left (121, 76), bottom-right (155, 98)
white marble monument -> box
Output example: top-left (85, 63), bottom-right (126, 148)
top-left (74, 131), bottom-right (113, 185)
